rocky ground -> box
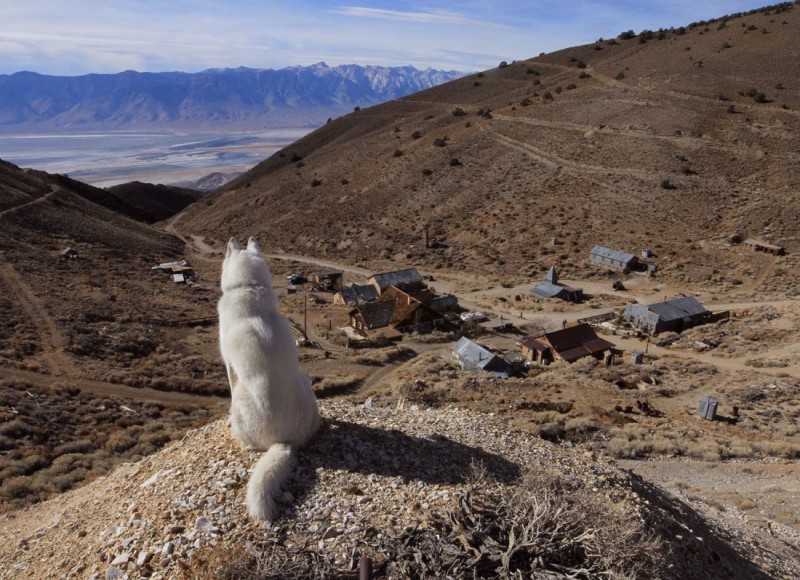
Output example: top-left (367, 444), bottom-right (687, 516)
top-left (1, 400), bottom-right (798, 579)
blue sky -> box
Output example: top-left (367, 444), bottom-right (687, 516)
top-left (0, 1), bottom-right (772, 75)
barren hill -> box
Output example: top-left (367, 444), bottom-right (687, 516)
top-left (104, 182), bottom-right (203, 224)
top-left (0, 159), bottom-right (226, 395)
top-left (178, 3), bottom-right (799, 297)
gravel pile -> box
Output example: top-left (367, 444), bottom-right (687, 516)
top-left (1, 400), bottom-right (796, 579)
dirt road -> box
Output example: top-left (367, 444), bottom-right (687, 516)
top-left (0, 366), bottom-right (227, 406)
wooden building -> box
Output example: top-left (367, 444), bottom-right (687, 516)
top-left (368, 268), bottom-right (423, 295)
top-left (311, 269), bottom-right (344, 292)
top-left (624, 296), bottom-right (710, 334)
top-left (589, 246), bottom-right (639, 271)
top-left (334, 283), bottom-right (379, 306)
top-left (452, 337), bottom-right (512, 378)
top-left (531, 267), bottom-right (583, 302)
top-left (519, 323), bottom-right (615, 364)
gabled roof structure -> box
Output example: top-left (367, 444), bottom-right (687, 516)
top-left (453, 337), bottom-right (512, 377)
top-left (520, 324), bottom-right (615, 363)
top-left (353, 300), bottom-right (397, 330)
top-left (645, 296), bottom-right (708, 322)
top-left (337, 283), bottom-right (379, 306)
top-left (369, 268), bottom-right (423, 292)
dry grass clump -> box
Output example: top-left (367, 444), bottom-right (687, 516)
top-left (605, 423), bottom-right (800, 460)
top-left (183, 465), bottom-right (665, 579)
top-left (352, 345), bottom-right (416, 367)
top-left (0, 380), bottom-right (222, 513)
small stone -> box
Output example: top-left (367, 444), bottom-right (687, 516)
top-left (161, 542), bottom-right (174, 556)
top-left (111, 553), bottom-right (129, 566)
top-left (105, 567), bottom-right (125, 580)
top-left (137, 551), bottom-right (152, 567)
top-left (170, 525), bottom-right (185, 534)
top-left (322, 526), bottom-right (341, 540)
top-left (194, 516), bottom-right (212, 531)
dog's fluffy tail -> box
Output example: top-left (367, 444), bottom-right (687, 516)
top-left (246, 442), bottom-right (295, 521)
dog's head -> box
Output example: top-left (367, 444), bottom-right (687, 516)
top-left (221, 237), bottom-right (273, 292)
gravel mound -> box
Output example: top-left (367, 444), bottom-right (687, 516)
top-left (0, 400), bottom-right (795, 579)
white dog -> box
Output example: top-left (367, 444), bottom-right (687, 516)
top-left (218, 237), bottom-right (320, 521)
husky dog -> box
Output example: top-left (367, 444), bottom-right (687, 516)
top-left (218, 237), bottom-right (320, 521)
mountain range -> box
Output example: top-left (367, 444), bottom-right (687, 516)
top-left (0, 63), bottom-right (464, 131)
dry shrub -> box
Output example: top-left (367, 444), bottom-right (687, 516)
top-left (182, 466), bottom-right (664, 579)
top-left (313, 375), bottom-right (363, 399)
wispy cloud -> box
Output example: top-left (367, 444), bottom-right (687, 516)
top-left (0, 0), bottom-right (773, 76)
top-left (331, 6), bottom-right (509, 29)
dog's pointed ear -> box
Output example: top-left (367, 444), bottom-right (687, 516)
top-left (247, 237), bottom-right (261, 254)
top-left (226, 237), bottom-right (240, 257)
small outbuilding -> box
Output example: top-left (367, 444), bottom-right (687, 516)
top-left (452, 337), bottom-right (512, 378)
top-left (743, 238), bottom-right (785, 256)
top-left (60, 247), bottom-right (78, 259)
top-left (624, 296), bottom-right (710, 334)
top-left (531, 267), bottom-right (583, 302)
top-left (311, 270), bottom-right (344, 292)
top-left (589, 246), bottom-right (639, 271)
top-left (698, 396), bottom-right (719, 420)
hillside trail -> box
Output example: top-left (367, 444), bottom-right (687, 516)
top-left (490, 112), bottom-right (760, 160)
top-left (0, 261), bottom-right (77, 377)
top-left (0, 186), bottom-right (58, 219)
top-left (0, 365), bottom-right (226, 406)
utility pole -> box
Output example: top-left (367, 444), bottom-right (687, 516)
top-left (303, 294), bottom-right (308, 341)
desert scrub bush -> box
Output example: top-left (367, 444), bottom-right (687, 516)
top-left (188, 465), bottom-right (665, 579)
top-left (0, 476), bottom-right (48, 502)
top-left (312, 375), bottom-right (362, 398)
top-left (0, 418), bottom-right (34, 439)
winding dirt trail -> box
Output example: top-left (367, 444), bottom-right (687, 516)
top-left (0, 366), bottom-right (227, 406)
top-left (0, 262), bottom-right (76, 377)
top-left (0, 187), bottom-right (58, 219)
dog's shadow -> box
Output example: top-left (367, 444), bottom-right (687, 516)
top-left (285, 417), bottom-right (521, 512)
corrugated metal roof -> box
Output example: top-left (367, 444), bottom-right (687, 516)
top-left (369, 268), bottom-right (422, 290)
top-left (453, 337), bottom-right (511, 376)
top-left (338, 283), bottom-right (379, 305)
top-left (531, 281), bottom-right (566, 299)
top-left (531, 281), bottom-right (582, 300)
top-left (590, 246), bottom-right (637, 264)
top-left (545, 266), bottom-right (558, 283)
top-left (647, 296), bottom-right (708, 322)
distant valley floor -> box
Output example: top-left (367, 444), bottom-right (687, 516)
top-left (0, 128), bottom-right (312, 188)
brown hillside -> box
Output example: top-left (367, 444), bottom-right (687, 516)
top-left (178, 3), bottom-right (799, 296)
top-left (0, 159), bottom-right (226, 396)
top-left (104, 181), bottom-right (203, 224)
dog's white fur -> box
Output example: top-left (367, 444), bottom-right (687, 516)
top-left (218, 237), bottom-right (320, 521)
